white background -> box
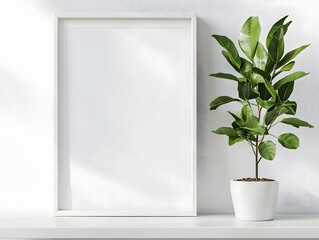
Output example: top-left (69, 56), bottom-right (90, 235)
top-left (0, 0), bottom-right (317, 214)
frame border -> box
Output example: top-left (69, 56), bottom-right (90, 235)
top-left (54, 13), bottom-right (197, 217)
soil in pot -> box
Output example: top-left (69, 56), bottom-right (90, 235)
top-left (235, 178), bottom-right (275, 182)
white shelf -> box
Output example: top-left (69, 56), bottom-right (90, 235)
top-left (0, 214), bottom-right (319, 238)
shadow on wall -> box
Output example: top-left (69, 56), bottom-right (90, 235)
top-left (0, 68), bottom-right (40, 212)
top-left (196, 17), bottom-right (236, 214)
top-left (0, 69), bottom-right (34, 105)
top-left (277, 179), bottom-right (319, 213)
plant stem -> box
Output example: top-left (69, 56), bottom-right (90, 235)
top-left (268, 133), bottom-right (278, 139)
top-left (255, 104), bottom-right (263, 179)
top-left (271, 64), bottom-right (277, 82)
top-left (255, 136), bottom-right (259, 179)
top-left (249, 142), bottom-right (256, 155)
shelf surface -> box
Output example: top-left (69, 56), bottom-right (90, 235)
top-left (0, 214), bottom-right (319, 238)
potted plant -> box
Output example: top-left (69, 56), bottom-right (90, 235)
top-left (209, 16), bottom-right (314, 221)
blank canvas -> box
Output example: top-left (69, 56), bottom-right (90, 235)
top-left (55, 15), bottom-right (196, 216)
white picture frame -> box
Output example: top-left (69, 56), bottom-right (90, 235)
top-left (54, 13), bottom-right (197, 216)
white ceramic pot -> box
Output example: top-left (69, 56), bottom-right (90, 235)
top-left (230, 180), bottom-right (279, 221)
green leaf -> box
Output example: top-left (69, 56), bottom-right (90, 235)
top-left (268, 27), bottom-right (285, 63)
top-left (278, 133), bottom-right (299, 149)
top-left (268, 21), bottom-right (291, 64)
top-left (285, 101), bottom-right (297, 115)
top-left (283, 21), bottom-right (292, 34)
top-left (259, 140), bottom-right (276, 160)
top-left (212, 35), bottom-right (241, 68)
top-left (263, 81), bottom-right (277, 99)
top-left (254, 42), bottom-right (268, 70)
top-left (242, 115), bottom-right (267, 135)
top-left (280, 61), bottom-right (295, 71)
top-left (228, 111), bottom-right (245, 126)
top-left (221, 50), bottom-right (241, 73)
top-left (238, 16), bottom-right (261, 60)
top-left (257, 83), bottom-right (272, 100)
top-left (232, 121), bottom-right (241, 130)
top-left (256, 97), bottom-right (276, 109)
top-left (238, 82), bottom-right (260, 100)
top-left (266, 15), bottom-right (289, 48)
top-left (229, 136), bottom-right (245, 146)
top-left (209, 72), bottom-right (239, 81)
top-left (238, 77), bottom-right (247, 83)
top-left (214, 126), bottom-right (246, 146)
top-left (236, 128), bottom-right (257, 141)
top-left (265, 58), bottom-right (275, 73)
top-left (236, 129), bottom-right (247, 138)
top-left (278, 81), bottom-right (294, 101)
top-left (251, 73), bottom-right (265, 85)
top-left (264, 105), bottom-right (290, 125)
top-left (240, 58), bottom-right (253, 79)
top-left (213, 127), bottom-right (238, 137)
top-left (241, 105), bottom-right (253, 122)
top-left (273, 61), bottom-right (295, 78)
top-left (228, 110), bottom-right (242, 120)
top-left (209, 96), bottom-right (241, 110)
top-left (280, 117), bottom-right (314, 128)
top-left (252, 67), bottom-right (271, 81)
top-left (277, 44), bottom-right (310, 68)
top-left (274, 71), bottom-right (309, 90)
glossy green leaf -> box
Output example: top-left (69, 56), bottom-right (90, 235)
top-left (257, 83), bottom-right (272, 100)
top-left (265, 58), bottom-right (275, 74)
top-left (268, 21), bottom-right (291, 64)
top-left (240, 58), bottom-right (253, 79)
top-left (280, 117), bottom-right (314, 128)
top-left (277, 44), bottom-right (310, 68)
top-left (263, 81), bottom-right (277, 99)
top-left (274, 71), bottom-right (309, 90)
top-left (252, 67), bottom-right (271, 81)
top-left (228, 111), bottom-right (244, 126)
top-left (238, 77), bottom-right (247, 83)
top-left (247, 133), bottom-right (257, 141)
top-left (285, 101), bottom-right (297, 115)
top-left (254, 42), bottom-right (268, 70)
top-left (236, 129), bottom-right (246, 138)
top-left (264, 105), bottom-right (290, 125)
top-left (238, 16), bottom-right (261, 60)
top-left (209, 72), bottom-right (239, 81)
top-left (251, 73), bottom-right (265, 85)
top-left (274, 61), bottom-right (295, 78)
top-left (256, 97), bottom-right (276, 109)
top-left (280, 61), bottom-right (295, 71)
top-left (229, 136), bottom-right (245, 146)
top-left (238, 82), bottom-right (260, 100)
top-left (232, 121), bottom-right (240, 130)
top-left (266, 15), bottom-right (288, 48)
top-left (212, 35), bottom-right (241, 68)
top-left (241, 105), bottom-right (253, 122)
top-left (268, 27), bottom-right (285, 63)
top-left (209, 96), bottom-right (241, 110)
top-left (278, 81), bottom-right (294, 101)
top-left (213, 127), bottom-right (238, 137)
top-left (278, 133), bottom-right (299, 149)
top-left (283, 21), bottom-right (292, 34)
top-left (242, 115), bottom-right (267, 135)
top-left (221, 50), bottom-right (241, 73)
top-left (259, 140), bottom-right (276, 160)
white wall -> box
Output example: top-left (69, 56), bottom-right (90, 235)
top-left (0, 0), bottom-right (318, 214)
